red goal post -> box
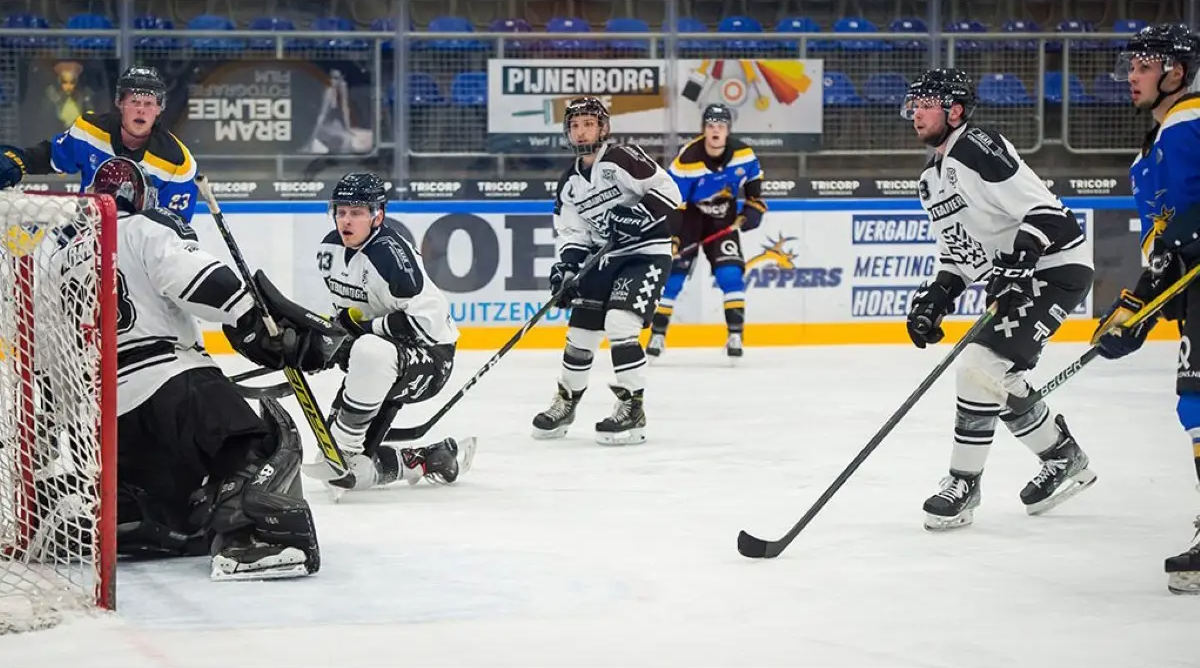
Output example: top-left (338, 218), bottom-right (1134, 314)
top-left (0, 190), bottom-right (117, 633)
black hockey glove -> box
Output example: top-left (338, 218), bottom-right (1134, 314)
top-left (0, 145), bottom-right (26, 189)
top-left (907, 275), bottom-right (961, 349)
top-left (328, 308), bottom-right (366, 372)
top-left (1094, 289), bottom-right (1159, 360)
top-left (986, 231), bottom-right (1043, 317)
top-left (606, 204), bottom-right (655, 241)
top-left (550, 260), bottom-right (581, 307)
top-left (737, 198), bottom-right (766, 232)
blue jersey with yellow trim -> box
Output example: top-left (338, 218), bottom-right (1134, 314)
top-left (35, 110), bottom-right (199, 222)
top-left (1131, 93), bottom-right (1200, 258)
top-left (667, 136), bottom-right (764, 222)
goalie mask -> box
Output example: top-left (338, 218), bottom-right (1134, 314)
top-left (87, 156), bottom-right (157, 213)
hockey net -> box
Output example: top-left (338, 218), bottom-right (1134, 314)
top-left (0, 190), bottom-right (117, 634)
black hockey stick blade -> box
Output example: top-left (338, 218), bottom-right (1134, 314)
top-left (383, 241), bottom-right (615, 442)
top-left (736, 306), bottom-right (997, 559)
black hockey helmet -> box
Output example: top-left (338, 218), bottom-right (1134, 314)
top-left (902, 68), bottom-right (978, 122)
top-left (87, 156), bottom-right (157, 213)
top-left (562, 96), bottom-right (611, 156)
top-left (1116, 23), bottom-right (1200, 108)
top-left (702, 103), bottom-right (733, 129)
top-left (329, 172), bottom-right (387, 217)
top-left (115, 65), bottom-right (166, 108)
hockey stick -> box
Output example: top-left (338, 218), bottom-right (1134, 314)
top-left (195, 174), bottom-right (349, 477)
top-left (675, 220), bottom-right (741, 260)
top-left (382, 240), bottom-right (616, 442)
top-left (737, 304), bottom-right (999, 559)
top-left (1003, 261), bottom-right (1200, 415)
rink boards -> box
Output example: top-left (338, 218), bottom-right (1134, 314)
top-left (188, 196), bottom-right (1163, 351)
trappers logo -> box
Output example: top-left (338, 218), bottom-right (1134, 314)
top-left (722, 234), bottom-right (842, 289)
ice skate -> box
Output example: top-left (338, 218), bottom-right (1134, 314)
top-left (725, 332), bottom-right (743, 364)
top-left (532, 381), bottom-right (584, 439)
top-left (399, 437), bottom-right (475, 485)
top-left (646, 332), bottom-right (666, 361)
top-left (1166, 516), bottom-right (1200, 595)
top-left (923, 473), bottom-right (981, 531)
top-left (1020, 416), bottom-right (1096, 516)
top-left (211, 530), bottom-right (310, 582)
top-left (595, 384), bottom-right (646, 445)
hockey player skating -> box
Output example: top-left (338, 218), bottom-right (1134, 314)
top-left (531, 97), bottom-right (682, 445)
top-left (1090, 23), bottom-right (1200, 594)
top-left (314, 172), bottom-right (474, 492)
top-left (648, 103), bottom-right (766, 362)
top-left (55, 157), bottom-right (343, 580)
top-left (901, 69), bottom-right (1096, 530)
top-left (0, 65), bottom-right (199, 222)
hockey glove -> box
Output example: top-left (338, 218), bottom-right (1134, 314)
top-left (1094, 289), bottom-right (1159, 359)
top-left (606, 204), bottom-right (656, 241)
top-left (0, 145), bottom-right (27, 189)
top-left (907, 279), bottom-right (959, 349)
top-left (986, 231), bottom-right (1043, 317)
top-left (550, 260), bottom-right (581, 307)
top-left (329, 308), bottom-right (366, 372)
top-left (737, 198), bottom-right (767, 232)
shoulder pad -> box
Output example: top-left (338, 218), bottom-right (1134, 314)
top-left (141, 207), bottom-right (197, 241)
top-left (599, 144), bottom-right (660, 179)
top-left (678, 137), bottom-right (706, 163)
top-left (948, 126), bottom-right (1019, 183)
top-left (145, 128), bottom-right (189, 168)
top-left (364, 227), bottom-right (424, 298)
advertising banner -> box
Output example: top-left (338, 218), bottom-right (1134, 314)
top-left (486, 58), bottom-right (823, 152)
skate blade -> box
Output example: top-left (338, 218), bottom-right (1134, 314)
top-left (1167, 571), bottom-right (1200, 595)
top-left (924, 509), bottom-right (975, 531)
top-left (1025, 469), bottom-right (1097, 516)
top-left (211, 550), bottom-right (310, 582)
top-left (531, 425), bottom-right (570, 440)
top-left (457, 436), bottom-right (478, 475)
top-left (595, 427), bottom-right (646, 446)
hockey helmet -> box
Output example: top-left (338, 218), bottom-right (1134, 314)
top-left (87, 156), bottom-right (157, 213)
top-left (329, 172), bottom-right (387, 217)
top-left (902, 68), bottom-right (978, 122)
top-left (562, 97), bottom-right (611, 156)
top-left (115, 65), bottom-right (166, 108)
top-left (1117, 23), bottom-right (1200, 105)
top-left (702, 103), bottom-right (734, 129)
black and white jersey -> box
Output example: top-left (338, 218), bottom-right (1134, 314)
top-left (316, 225), bottom-right (458, 348)
top-left (919, 124), bottom-right (1091, 284)
top-left (53, 208), bottom-right (253, 415)
top-left (553, 143), bottom-right (683, 264)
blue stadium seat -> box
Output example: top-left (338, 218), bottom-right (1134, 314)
top-left (186, 14), bottom-right (244, 51)
top-left (451, 72), bottom-right (487, 107)
top-left (945, 20), bottom-right (988, 52)
top-left (425, 15), bottom-right (488, 52)
top-left (489, 17), bottom-right (534, 52)
top-left (776, 17), bottom-right (820, 53)
top-left (2, 13), bottom-right (53, 48)
top-left (1000, 19), bottom-right (1040, 51)
top-left (606, 17), bottom-right (650, 53)
top-left (978, 73), bottom-right (1033, 106)
top-left (832, 17), bottom-right (887, 52)
top-left (824, 72), bottom-right (864, 106)
top-left (309, 16), bottom-right (368, 50)
top-left (1044, 71), bottom-right (1095, 105)
top-left (1091, 73), bottom-right (1128, 105)
top-left (1051, 19), bottom-right (1100, 52)
top-left (889, 17), bottom-right (928, 51)
top-left (408, 73), bottom-right (446, 107)
top-left (717, 15), bottom-right (767, 53)
top-left (546, 16), bottom-right (591, 51)
top-left (133, 14), bottom-right (177, 50)
top-left (66, 13), bottom-right (114, 50)
top-left (247, 17), bottom-right (296, 50)
top-left (674, 17), bottom-right (710, 55)
top-left (863, 72), bottom-right (909, 106)
top-left (1110, 19), bottom-right (1147, 48)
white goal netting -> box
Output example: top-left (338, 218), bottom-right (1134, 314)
top-left (0, 190), bottom-right (117, 634)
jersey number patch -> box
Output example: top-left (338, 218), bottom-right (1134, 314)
top-left (316, 250), bottom-right (333, 272)
top-left (116, 269), bottom-right (136, 334)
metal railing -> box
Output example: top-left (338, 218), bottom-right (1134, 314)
top-left (0, 26), bottom-right (1152, 182)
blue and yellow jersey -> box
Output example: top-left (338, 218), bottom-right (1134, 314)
top-left (1131, 93), bottom-right (1200, 259)
top-left (27, 110), bottom-right (199, 222)
top-left (668, 136), bottom-right (766, 224)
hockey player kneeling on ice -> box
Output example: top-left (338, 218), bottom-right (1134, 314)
top-left (531, 97), bottom-right (682, 445)
top-left (62, 157), bottom-right (343, 580)
top-left (902, 69), bottom-right (1097, 531)
top-left (314, 172), bottom-right (473, 492)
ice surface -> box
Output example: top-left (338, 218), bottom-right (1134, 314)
top-left (3, 341), bottom-right (1199, 667)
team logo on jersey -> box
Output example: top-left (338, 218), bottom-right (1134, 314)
top-left (938, 222), bottom-right (988, 270)
top-left (728, 234), bottom-right (842, 290)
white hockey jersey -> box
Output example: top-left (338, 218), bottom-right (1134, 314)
top-left (553, 143), bottom-right (683, 264)
top-left (919, 124), bottom-right (1092, 285)
top-left (54, 208), bottom-right (254, 415)
top-left (316, 225), bottom-right (458, 348)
